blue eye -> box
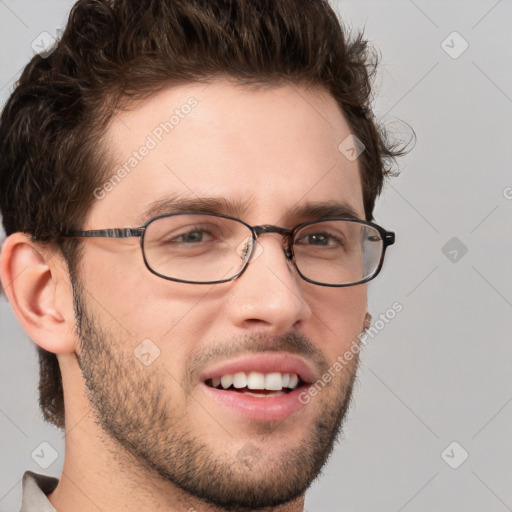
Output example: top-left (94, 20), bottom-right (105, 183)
top-left (173, 230), bottom-right (212, 243)
top-left (296, 231), bottom-right (343, 247)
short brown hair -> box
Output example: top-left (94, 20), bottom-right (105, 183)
top-left (0, 0), bottom-right (407, 429)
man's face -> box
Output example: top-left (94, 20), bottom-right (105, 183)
top-left (73, 80), bottom-right (367, 510)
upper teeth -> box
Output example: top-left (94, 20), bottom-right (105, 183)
top-left (211, 372), bottom-right (300, 391)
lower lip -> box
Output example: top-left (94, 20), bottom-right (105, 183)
top-left (200, 383), bottom-right (310, 421)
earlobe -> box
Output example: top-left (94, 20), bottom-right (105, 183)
top-left (363, 312), bottom-right (372, 330)
top-left (0, 233), bottom-right (76, 355)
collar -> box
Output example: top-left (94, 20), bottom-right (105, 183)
top-left (20, 471), bottom-right (58, 512)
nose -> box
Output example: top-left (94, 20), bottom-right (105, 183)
top-left (225, 233), bottom-right (312, 335)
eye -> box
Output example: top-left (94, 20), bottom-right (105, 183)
top-left (172, 229), bottom-right (213, 244)
top-left (296, 231), bottom-right (343, 247)
top-left (159, 223), bottom-right (223, 246)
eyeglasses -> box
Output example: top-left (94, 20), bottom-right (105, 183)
top-left (60, 211), bottom-right (395, 287)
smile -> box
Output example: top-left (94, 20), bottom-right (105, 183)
top-left (205, 371), bottom-right (302, 397)
top-left (200, 353), bottom-right (315, 421)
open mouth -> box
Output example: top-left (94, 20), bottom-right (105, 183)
top-left (204, 371), bottom-right (303, 397)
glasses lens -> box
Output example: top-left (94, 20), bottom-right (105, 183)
top-left (143, 214), bottom-right (253, 283)
top-left (293, 220), bottom-right (383, 285)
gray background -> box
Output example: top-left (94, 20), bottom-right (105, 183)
top-left (1, 1), bottom-right (511, 511)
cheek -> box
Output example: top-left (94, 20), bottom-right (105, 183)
top-left (306, 285), bottom-right (367, 354)
top-left (81, 246), bottom-right (207, 334)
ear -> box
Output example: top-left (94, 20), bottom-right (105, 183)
top-left (0, 233), bottom-right (76, 354)
top-left (363, 312), bottom-right (372, 330)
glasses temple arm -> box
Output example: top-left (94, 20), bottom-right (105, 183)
top-left (60, 227), bottom-right (144, 238)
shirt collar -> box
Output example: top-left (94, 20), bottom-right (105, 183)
top-left (20, 471), bottom-right (58, 512)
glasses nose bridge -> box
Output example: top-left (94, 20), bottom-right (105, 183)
top-left (251, 224), bottom-right (294, 258)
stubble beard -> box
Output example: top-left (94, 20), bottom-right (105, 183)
top-left (72, 278), bottom-right (360, 511)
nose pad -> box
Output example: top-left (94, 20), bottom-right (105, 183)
top-left (235, 237), bottom-right (264, 264)
top-left (236, 234), bottom-right (294, 267)
top-left (255, 238), bottom-right (299, 285)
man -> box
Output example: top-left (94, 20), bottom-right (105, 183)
top-left (0, 1), bottom-right (403, 511)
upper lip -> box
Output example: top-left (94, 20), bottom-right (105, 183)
top-left (199, 352), bottom-right (318, 385)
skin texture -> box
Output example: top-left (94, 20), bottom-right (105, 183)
top-left (0, 80), bottom-right (368, 512)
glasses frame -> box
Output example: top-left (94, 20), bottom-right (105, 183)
top-left (59, 211), bottom-right (395, 287)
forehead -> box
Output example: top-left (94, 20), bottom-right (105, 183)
top-left (88, 79), bottom-right (365, 227)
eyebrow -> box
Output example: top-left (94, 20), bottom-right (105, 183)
top-left (138, 195), bottom-right (362, 225)
top-left (292, 200), bottom-right (361, 222)
top-left (139, 195), bottom-right (249, 223)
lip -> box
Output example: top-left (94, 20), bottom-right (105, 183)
top-left (197, 352), bottom-right (317, 422)
top-left (200, 381), bottom-right (311, 421)
top-left (199, 352), bottom-right (318, 385)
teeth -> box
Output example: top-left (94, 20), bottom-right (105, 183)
top-left (288, 374), bottom-right (299, 389)
top-left (210, 372), bottom-right (301, 391)
top-left (247, 371), bottom-right (265, 389)
top-left (233, 372), bottom-right (247, 388)
top-left (265, 372), bottom-right (283, 390)
top-left (220, 375), bottom-right (233, 389)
